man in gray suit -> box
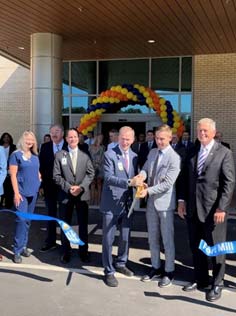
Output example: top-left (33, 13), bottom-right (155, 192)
top-left (100, 126), bottom-right (140, 287)
top-left (178, 118), bottom-right (235, 302)
top-left (138, 125), bottom-right (181, 287)
top-left (53, 128), bottom-right (95, 264)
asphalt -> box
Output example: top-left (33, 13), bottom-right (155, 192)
top-left (0, 198), bottom-right (236, 316)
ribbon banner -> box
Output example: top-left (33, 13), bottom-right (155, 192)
top-left (199, 239), bottom-right (236, 257)
top-left (0, 209), bottom-right (84, 246)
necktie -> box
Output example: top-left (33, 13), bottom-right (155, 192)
top-left (71, 150), bottom-right (77, 173)
top-left (150, 150), bottom-right (161, 186)
top-left (197, 148), bottom-right (208, 175)
top-left (148, 142), bottom-right (152, 151)
top-left (56, 144), bottom-right (60, 152)
top-left (124, 151), bottom-right (129, 172)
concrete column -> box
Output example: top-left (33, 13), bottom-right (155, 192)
top-left (30, 33), bottom-right (62, 142)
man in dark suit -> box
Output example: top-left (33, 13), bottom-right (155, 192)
top-left (53, 128), bottom-right (94, 263)
top-left (100, 126), bottom-right (140, 287)
top-left (177, 118), bottom-right (235, 302)
top-left (138, 130), bottom-right (157, 169)
top-left (214, 131), bottom-right (230, 149)
top-left (180, 131), bottom-right (194, 150)
top-left (39, 124), bottom-right (68, 252)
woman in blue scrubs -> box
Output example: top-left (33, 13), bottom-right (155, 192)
top-left (9, 131), bottom-right (41, 263)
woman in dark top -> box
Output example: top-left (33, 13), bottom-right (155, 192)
top-left (9, 131), bottom-right (41, 263)
top-left (0, 132), bottom-right (16, 208)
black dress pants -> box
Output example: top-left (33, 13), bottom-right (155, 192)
top-left (59, 197), bottom-right (88, 255)
top-left (187, 211), bottom-right (227, 286)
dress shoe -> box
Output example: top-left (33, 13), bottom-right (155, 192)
top-left (104, 274), bottom-right (118, 287)
top-left (40, 243), bottom-right (57, 252)
top-left (158, 273), bottom-right (174, 288)
top-left (79, 251), bottom-right (90, 263)
top-left (60, 253), bottom-right (71, 264)
top-left (13, 254), bottom-right (22, 264)
top-left (141, 267), bottom-right (162, 282)
top-left (22, 248), bottom-right (31, 257)
top-left (115, 266), bottom-right (134, 277)
top-left (183, 282), bottom-right (208, 292)
top-left (206, 285), bottom-right (223, 302)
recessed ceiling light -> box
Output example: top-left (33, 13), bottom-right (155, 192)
top-left (147, 40), bottom-right (155, 44)
top-left (18, 46), bottom-right (25, 50)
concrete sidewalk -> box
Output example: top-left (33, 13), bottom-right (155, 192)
top-left (0, 204), bottom-right (236, 316)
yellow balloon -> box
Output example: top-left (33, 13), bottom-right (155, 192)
top-left (134, 84), bottom-right (140, 89)
top-left (121, 88), bottom-right (128, 94)
top-left (110, 86), bottom-right (116, 91)
top-left (160, 105), bottom-right (167, 111)
top-left (115, 85), bottom-right (122, 92)
top-left (114, 98), bottom-right (120, 103)
top-left (109, 97), bottom-right (115, 103)
top-left (174, 122), bottom-right (180, 128)
top-left (132, 96), bottom-right (137, 102)
top-left (97, 97), bottom-right (102, 103)
top-left (146, 97), bottom-right (152, 104)
top-left (143, 91), bottom-right (150, 98)
top-left (160, 111), bottom-right (167, 118)
top-left (159, 98), bottom-right (165, 105)
top-left (92, 99), bottom-right (97, 105)
top-left (172, 128), bottom-right (177, 133)
top-left (127, 92), bottom-right (133, 99)
top-left (139, 86), bottom-right (145, 93)
top-left (102, 96), bottom-right (109, 103)
top-left (162, 117), bottom-right (168, 123)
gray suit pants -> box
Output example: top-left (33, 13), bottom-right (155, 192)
top-left (102, 211), bottom-right (131, 275)
top-left (146, 207), bottom-right (175, 272)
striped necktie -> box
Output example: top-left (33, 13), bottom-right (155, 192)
top-left (124, 151), bottom-right (129, 172)
top-left (197, 148), bottom-right (208, 175)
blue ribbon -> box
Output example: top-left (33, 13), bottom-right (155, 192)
top-left (0, 209), bottom-right (84, 246)
top-left (199, 239), bottom-right (236, 256)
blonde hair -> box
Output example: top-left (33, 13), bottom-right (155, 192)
top-left (119, 126), bottom-right (135, 138)
top-left (155, 124), bottom-right (172, 135)
top-left (17, 130), bottom-right (38, 155)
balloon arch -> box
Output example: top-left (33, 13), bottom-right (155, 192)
top-left (77, 84), bottom-right (185, 136)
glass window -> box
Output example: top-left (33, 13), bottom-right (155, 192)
top-left (156, 92), bottom-right (179, 111)
top-left (152, 58), bottom-right (179, 92)
top-left (63, 96), bottom-right (70, 114)
top-left (63, 62), bottom-right (70, 95)
top-left (71, 96), bottom-right (96, 113)
top-left (71, 61), bottom-right (96, 95)
top-left (180, 94), bottom-right (192, 113)
top-left (99, 59), bottom-right (149, 92)
top-left (181, 57), bottom-right (192, 91)
top-left (118, 104), bottom-right (150, 114)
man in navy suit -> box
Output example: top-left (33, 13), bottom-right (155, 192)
top-left (39, 124), bottom-right (68, 252)
top-left (100, 126), bottom-right (141, 287)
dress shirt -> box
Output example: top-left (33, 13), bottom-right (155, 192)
top-left (53, 140), bottom-right (64, 154)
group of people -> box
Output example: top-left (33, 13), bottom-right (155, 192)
top-left (0, 118), bottom-right (234, 303)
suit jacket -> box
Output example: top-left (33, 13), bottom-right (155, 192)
top-left (53, 148), bottom-right (95, 202)
top-left (138, 141), bottom-right (157, 169)
top-left (39, 140), bottom-right (68, 195)
top-left (221, 141), bottom-right (230, 149)
top-left (178, 141), bottom-right (235, 222)
top-left (141, 146), bottom-right (181, 211)
top-left (100, 145), bottom-right (138, 214)
top-left (0, 146), bottom-right (7, 195)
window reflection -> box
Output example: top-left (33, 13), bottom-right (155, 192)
top-left (152, 58), bottom-right (179, 92)
top-left (71, 61), bottom-right (96, 95)
top-left (99, 59), bottom-right (149, 93)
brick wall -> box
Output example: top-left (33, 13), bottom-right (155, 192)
top-left (0, 56), bottom-right (30, 144)
top-left (193, 54), bottom-right (236, 160)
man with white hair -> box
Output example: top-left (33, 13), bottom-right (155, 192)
top-left (177, 118), bottom-right (235, 302)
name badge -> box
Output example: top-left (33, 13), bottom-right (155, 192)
top-left (118, 161), bottom-right (124, 171)
top-left (62, 157), bottom-right (67, 165)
